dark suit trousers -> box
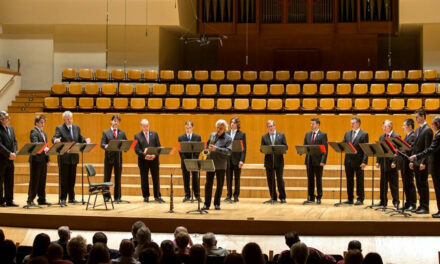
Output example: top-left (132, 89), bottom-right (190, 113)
top-left (414, 167), bottom-right (430, 209)
top-left (138, 161), bottom-right (161, 198)
top-left (306, 164), bottom-right (323, 200)
top-left (104, 160), bottom-right (122, 200)
top-left (379, 170), bottom-right (399, 204)
top-left (181, 164), bottom-right (200, 198)
top-left (0, 161), bottom-right (14, 203)
top-left (204, 169), bottom-right (225, 207)
top-left (265, 167), bottom-right (286, 200)
top-left (402, 166), bottom-right (417, 206)
top-left (432, 172), bottom-right (440, 211)
top-left (59, 163), bottom-right (77, 201)
top-left (226, 163), bottom-right (241, 199)
top-left (345, 165), bottom-right (364, 201)
top-left (28, 161), bottom-right (47, 203)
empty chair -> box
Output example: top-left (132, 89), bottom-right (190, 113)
top-left (267, 99), bottom-right (283, 111)
top-left (84, 83), bottom-right (99, 96)
top-left (336, 83), bottom-right (351, 95)
top-left (79, 68), bottom-right (93, 80)
top-left (424, 69), bottom-right (438, 81)
top-left (391, 70), bottom-right (406, 81)
top-left (85, 164), bottom-right (114, 210)
top-left (293, 71), bottom-right (308, 82)
top-left (148, 98), bottom-right (163, 110)
top-left (101, 83), bottom-right (117, 96)
top-left (44, 97), bottom-right (60, 110)
top-left (152, 83), bottom-right (167, 96)
top-left (319, 98), bottom-right (335, 111)
top-left (68, 83), bottom-right (83, 96)
top-left (243, 71), bottom-right (257, 82)
top-left (336, 98), bottom-right (352, 111)
top-left (111, 69), bottom-right (125, 80)
top-left (95, 69), bottom-right (109, 80)
top-left (130, 98), bottom-right (146, 110)
top-left (326, 71), bottom-right (341, 82)
top-left (52, 83), bottom-right (67, 95)
top-left (96, 98), bottom-right (111, 110)
top-left (160, 70), bottom-right (175, 81)
top-left (165, 98), bottom-right (180, 110)
top-left (310, 71), bottom-right (324, 82)
top-left (182, 98), bottom-right (197, 110)
top-left (285, 84), bottom-right (300, 95)
top-left (386, 83), bottom-right (402, 95)
top-left (403, 83), bottom-right (419, 95)
top-left (199, 98), bottom-right (215, 110)
top-left (194, 70), bottom-right (209, 81)
top-left (226, 71), bottom-right (241, 82)
top-left (353, 99), bottom-right (370, 111)
top-left (406, 98), bottom-right (422, 111)
top-left (374, 70), bottom-right (389, 81)
top-left (342, 71), bottom-right (357, 82)
top-left (78, 97), bottom-right (94, 110)
top-left (253, 84), bottom-right (268, 96)
top-left (62, 68), bottom-right (77, 80)
top-left (259, 71), bottom-right (274, 82)
top-left (421, 83), bottom-right (436, 95)
top-left (143, 70), bottom-right (158, 81)
top-left (202, 84), bottom-right (217, 96)
top-left (135, 84), bottom-right (150, 96)
top-left (371, 98), bottom-right (387, 111)
top-left (113, 98), bottom-right (129, 110)
top-left (369, 84), bottom-right (385, 96)
top-left (219, 84), bottom-right (234, 96)
top-left (234, 99), bottom-right (249, 111)
top-left (358, 71), bottom-right (373, 81)
top-left (211, 70), bottom-right (225, 82)
top-left (127, 69), bottom-right (142, 81)
top-left (169, 84), bottom-right (184, 96)
top-left (425, 98), bottom-right (440, 111)
top-left (236, 84), bottom-right (251, 96)
top-left (269, 84), bottom-right (284, 96)
top-left (302, 84), bottom-right (318, 95)
top-left (284, 98), bottom-right (300, 111)
top-left (251, 99), bottom-right (266, 110)
top-left (319, 84), bottom-right (335, 95)
top-left (217, 98), bottom-right (232, 110)
top-left (389, 99), bottom-right (404, 111)
top-left (352, 83), bottom-right (368, 95)
top-left (178, 70), bottom-right (192, 81)
top-left (275, 71), bottom-right (290, 81)
top-left (118, 83), bottom-right (133, 96)
top-left (302, 98), bottom-right (318, 111)
top-left (185, 84), bottom-right (201, 96)
top-left (407, 70), bottom-right (422, 81)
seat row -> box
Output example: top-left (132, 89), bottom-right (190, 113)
top-left (43, 97), bottom-right (440, 113)
top-left (51, 82), bottom-right (440, 97)
top-left (61, 68), bottom-right (439, 83)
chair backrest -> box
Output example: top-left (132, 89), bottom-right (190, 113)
top-left (302, 83), bottom-right (317, 95)
top-left (270, 84), bottom-right (284, 95)
top-left (407, 70), bottom-right (422, 81)
top-left (169, 84), bottom-right (184, 96)
top-left (267, 99), bottom-right (282, 111)
top-left (285, 84), bottom-right (300, 95)
top-left (135, 84), bottom-right (150, 96)
top-left (403, 83), bottom-right (418, 95)
top-left (326, 71), bottom-right (341, 81)
top-left (211, 70), bottom-right (225, 81)
top-left (336, 98), bottom-right (352, 111)
top-left (358, 71), bottom-right (373, 81)
top-left (152, 83), bottom-right (167, 96)
top-left (217, 98), bottom-right (232, 110)
top-left (425, 98), bottom-right (440, 111)
top-left (164, 98), bottom-right (180, 110)
top-left (374, 70), bottom-right (389, 81)
top-left (79, 68), bottom-right (93, 80)
top-left (293, 71), bottom-right (308, 82)
top-left (285, 98), bottom-right (300, 111)
top-left (243, 71), bottom-right (257, 81)
top-left (424, 69), bottom-right (438, 81)
top-left (253, 84), bottom-right (268, 96)
top-left (85, 83), bottom-right (99, 95)
top-left (389, 98), bottom-right (404, 111)
top-left (234, 98), bottom-right (249, 110)
top-left (148, 98), bottom-right (163, 110)
top-left (386, 83), bottom-right (402, 95)
top-left (194, 70), bottom-right (209, 81)
top-left (118, 83), bottom-right (133, 96)
top-left (319, 98), bottom-right (335, 110)
top-left (200, 98), bottom-right (215, 110)
top-left (391, 70), bottom-right (406, 81)
top-left (275, 71), bottom-right (290, 81)
top-left (95, 69), bottom-right (109, 80)
top-left (371, 98), bottom-right (387, 111)
top-left (61, 97), bottom-right (77, 110)
top-left (130, 98), bottom-right (146, 110)
top-left (251, 99), bottom-right (266, 110)
top-left (178, 70), bottom-right (192, 81)
top-left (182, 98), bottom-right (197, 110)
top-left (96, 98), bottom-right (111, 110)
top-left (227, 70), bottom-right (241, 81)
top-left (52, 83), bottom-right (67, 95)
top-left (342, 71), bottom-right (356, 81)
top-left (354, 98), bottom-right (370, 111)
top-left (127, 69), bottom-right (142, 81)
top-left (219, 84), bottom-right (234, 96)
top-left (352, 83), bottom-right (368, 95)
top-left (336, 83), bottom-right (351, 95)
top-left (102, 83), bottom-right (117, 96)
top-left (160, 70), bottom-right (175, 81)
top-left (186, 84), bottom-right (201, 96)
top-left (302, 98), bottom-right (318, 111)
top-left (421, 83), bottom-right (436, 95)
top-left (44, 97), bottom-right (60, 109)
top-left (319, 83), bottom-right (334, 95)
top-left (111, 69), bottom-right (125, 80)
top-left (113, 98), bottom-right (129, 110)
top-left (259, 71), bottom-right (274, 81)
top-left (85, 164), bottom-right (96, 177)
top-left (236, 84), bottom-right (251, 96)
top-left (79, 97), bottom-right (94, 110)
top-left (68, 83), bottom-right (83, 95)
top-left (369, 83), bottom-right (385, 95)
top-left (310, 71), bottom-right (324, 81)
top-left (406, 98), bottom-right (422, 111)
top-left (62, 68), bottom-right (77, 80)
top-left (143, 70), bottom-right (158, 81)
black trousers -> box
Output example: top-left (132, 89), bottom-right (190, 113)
top-left (59, 163), bottom-right (77, 201)
top-left (431, 172), bottom-right (440, 212)
top-left (226, 162), bottom-right (241, 199)
top-left (28, 161), bottom-right (47, 203)
top-left (182, 164), bottom-right (200, 198)
top-left (379, 170), bottom-right (399, 204)
top-left (0, 161), bottom-right (14, 204)
top-left (306, 164), bottom-right (323, 200)
top-left (265, 167), bottom-right (286, 200)
top-left (204, 169), bottom-right (225, 207)
top-left (138, 161), bottom-right (161, 198)
top-left (414, 166), bottom-right (430, 210)
top-left (345, 165), bottom-right (364, 202)
top-left (402, 165), bottom-right (417, 207)
top-left (104, 160), bottom-right (122, 200)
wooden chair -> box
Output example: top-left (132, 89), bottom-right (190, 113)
top-left (302, 98), bottom-right (318, 111)
top-left (371, 98), bottom-right (387, 111)
top-left (391, 70), bottom-right (406, 81)
top-left (424, 69), bottom-right (438, 81)
top-left (319, 98), bottom-right (335, 111)
top-left (374, 70), bottom-right (389, 81)
top-left (219, 84), bottom-right (234, 96)
top-left (310, 71), bottom-right (324, 82)
top-left (421, 83), bottom-right (436, 95)
top-left (319, 84), bottom-right (335, 95)
top-left (425, 99), bottom-right (440, 111)
top-left (269, 84), bottom-right (284, 96)
top-left (336, 98), bottom-right (352, 111)
top-left (403, 83), bottom-right (418, 96)
top-left (389, 99), bottom-right (404, 111)
top-left (353, 98), bottom-right (370, 111)
top-left (326, 71), bottom-right (341, 82)
top-left (358, 71), bottom-right (373, 81)
top-left (352, 84), bottom-right (368, 95)
top-left (407, 70), bottom-right (422, 81)
top-left (370, 84), bottom-right (385, 95)
top-left (386, 83), bottom-right (402, 96)
top-left (406, 98), bottom-right (422, 111)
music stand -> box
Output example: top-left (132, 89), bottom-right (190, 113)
top-left (260, 145), bottom-right (287, 205)
top-left (185, 159), bottom-right (215, 214)
top-left (374, 140), bottom-right (397, 212)
top-left (144, 147), bottom-right (175, 204)
top-left (359, 143), bottom-right (384, 209)
top-left (328, 142), bottom-right (357, 207)
top-left (180, 142), bottom-right (204, 203)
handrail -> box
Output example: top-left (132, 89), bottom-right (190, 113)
top-left (0, 74), bottom-right (16, 95)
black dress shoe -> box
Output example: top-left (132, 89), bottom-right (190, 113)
top-left (215, 205), bottom-right (221, 210)
top-left (143, 197), bottom-right (149, 203)
top-left (416, 208), bottom-right (429, 214)
top-left (303, 200), bottom-right (314, 205)
top-left (316, 199), bottom-right (321, 205)
top-left (104, 197), bottom-right (110, 202)
top-left (393, 201), bottom-right (400, 208)
top-left (280, 199), bottom-right (286, 203)
top-left (38, 201), bottom-right (52, 206)
top-left (342, 200), bottom-right (354, 205)
top-left (68, 200), bottom-right (79, 204)
top-left (264, 199), bottom-right (277, 204)
top-left (406, 204), bottom-right (416, 212)
top-left (202, 205), bottom-right (209, 210)
top-left (354, 200), bottom-right (363, 206)
top-left (114, 199), bottom-right (122, 204)
top-left (432, 212), bottom-right (440, 218)
top-left (374, 201), bottom-right (385, 207)
top-left (0, 202), bottom-right (6, 207)
top-left (6, 202), bottom-right (19, 207)
top-left (182, 197), bottom-right (191, 203)
top-left (27, 201), bottom-right (36, 207)
top-left (224, 197), bottom-right (232, 202)
top-left (60, 200), bottom-right (67, 206)
top-left (233, 197), bottom-right (239, 202)
top-left (155, 197), bottom-right (165, 203)
top-left (196, 197), bottom-right (202, 202)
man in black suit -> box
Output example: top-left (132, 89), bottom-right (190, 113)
top-left (261, 120), bottom-right (288, 203)
top-left (0, 111), bottom-right (18, 207)
top-left (375, 120), bottom-right (400, 208)
top-left (134, 119), bottom-right (164, 203)
top-left (410, 116), bottom-right (440, 218)
top-left (303, 118), bottom-right (328, 205)
top-left (52, 111), bottom-right (90, 205)
top-left (101, 115), bottom-right (127, 203)
top-left (409, 109), bottom-right (433, 214)
top-left (400, 118), bottom-right (417, 211)
top-left (27, 115), bottom-right (51, 207)
top-left (225, 117), bottom-right (246, 203)
top-left (178, 120), bottom-right (202, 202)
top-left (202, 119), bottom-right (232, 210)
top-left (342, 116), bottom-right (368, 205)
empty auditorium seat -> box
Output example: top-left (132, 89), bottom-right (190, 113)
top-left (371, 98), bottom-right (387, 111)
top-left (293, 71), bottom-right (308, 82)
top-left (236, 84), bottom-right (251, 96)
top-left (342, 71), bottom-right (357, 82)
top-left (111, 69), bottom-right (125, 80)
top-left (407, 70), bottom-right (422, 81)
top-left (389, 99), bottom-right (404, 111)
top-left (118, 83), bottom-right (133, 96)
top-left (113, 98), bottom-right (129, 110)
top-left (353, 99), bottom-right (370, 111)
top-left (403, 83), bottom-right (418, 95)
top-left (234, 99), bottom-right (249, 111)
top-left (358, 71), bottom-right (373, 81)
top-left (143, 70), bottom-right (158, 81)
top-left (425, 98), bottom-right (440, 111)
top-left (182, 98), bottom-right (197, 110)
top-left (148, 98), bottom-right (163, 110)
top-left (62, 68), bottom-right (77, 80)
top-left (165, 98), bottom-right (180, 110)
top-left (319, 98), bottom-right (335, 111)
top-left (152, 83), bottom-right (167, 96)
top-left (310, 71), bottom-right (324, 82)
top-left (285, 84), bottom-right (300, 95)
top-left (101, 83), bottom-right (117, 96)
top-left (127, 69), bottom-right (142, 81)
top-left (406, 98), bottom-right (422, 111)
top-left (284, 98), bottom-right (300, 111)
top-left (200, 98), bottom-right (215, 110)
top-left (374, 71), bottom-right (389, 81)
top-left (267, 99), bottom-right (283, 111)
top-left (336, 98), bottom-right (352, 111)
top-left (135, 84), bottom-right (150, 96)
top-left (217, 98), bottom-right (232, 110)
top-left (169, 84), bottom-right (184, 96)
top-left (194, 70), bottom-right (209, 81)
top-left (336, 83), bottom-right (351, 95)
top-left (84, 83), bottom-right (99, 96)
top-left (420, 83), bottom-right (436, 95)
top-left (211, 70), bottom-right (225, 82)
top-left (251, 99), bottom-right (266, 111)
top-left (269, 84), bottom-right (284, 96)
top-left (424, 69), bottom-right (438, 81)
top-left (253, 84), bottom-right (268, 96)
top-left (68, 83), bottom-right (83, 96)
top-left (185, 84), bottom-right (201, 96)
top-left (352, 84), bottom-right (368, 95)
top-left (44, 97), bottom-right (60, 110)
top-left (79, 68), bottom-right (93, 80)
top-left (178, 70), bottom-right (192, 81)
top-left (130, 98), bottom-right (146, 110)
top-left (302, 84), bottom-right (318, 95)
top-left (95, 69), bottom-right (109, 80)
top-left (226, 71), bottom-right (241, 82)
top-left (219, 84), bottom-right (234, 96)
top-left (326, 71), bottom-right (341, 82)
top-left (52, 83), bottom-right (67, 95)
top-left (319, 84), bottom-right (335, 95)
top-left (302, 98), bottom-right (318, 111)
top-left (391, 70), bottom-right (406, 81)
top-left (202, 84), bottom-right (217, 96)
top-left (275, 71), bottom-right (290, 81)
top-left (259, 71), bottom-right (274, 82)
top-left (386, 83), bottom-right (402, 95)
top-left (96, 98), bottom-right (111, 110)
top-left (243, 71), bottom-right (257, 82)
top-left (160, 70), bottom-right (175, 81)
top-left (78, 97), bottom-right (94, 110)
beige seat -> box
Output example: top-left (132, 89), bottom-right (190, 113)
top-left (243, 71), bottom-right (257, 82)
top-left (96, 98), bottom-right (111, 110)
top-left (194, 70), bottom-right (209, 81)
top-left (95, 69), bottom-right (109, 80)
top-left (185, 84), bottom-right (201, 96)
top-left (113, 98), bottom-right (129, 110)
top-left (118, 83), bottom-right (133, 96)
top-left (130, 98), bottom-right (146, 110)
top-left (79, 68), bottom-right (93, 80)
top-left (182, 98), bottom-right (197, 110)
top-left (111, 69), bottom-right (125, 80)
top-left (127, 69), bottom-right (142, 81)
top-left (101, 83), bottom-right (117, 96)
top-left (148, 98), bottom-right (163, 110)
top-left (160, 70), bottom-right (174, 81)
top-left (135, 84), bottom-right (150, 96)
top-left (78, 97), bottom-right (94, 110)
top-left (44, 97), bottom-right (60, 110)
top-left (143, 70), bottom-right (158, 81)
top-left (177, 70), bottom-right (192, 81)
top-left (52, 83), bottom-right (66, 95)
top-left (68, 83), bottom-right (83, 96)
top-left (275, 71), bottom-right (290, 81)
top-left (234, 99), bottom-right (249, 111)
top-left (226, 71), bottom-right (241, 82)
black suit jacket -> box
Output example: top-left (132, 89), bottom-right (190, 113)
top-left (0, 125), bottom-right (17, 163)
top-left (416, 131), bottom-right (440, 174)
top-left (377, 131), bottom-right (400, 172)
top-left (303, 130), bottom-right (328, 165)
top-left (342, 129), bottom-right (369, 168)
top-left (134, 130), bottom-right (161, 164)
top-left (52, 124), bottom-right (87, 164)
top-left (207, 132), bottom-right (232, 170)
top-left (226, 130), bottom-right (247, 165)
top-left (261, 131), bottom-right (288, 168)
top-left (100, 128), bottom-right (128, 164)
top-left (411, 123), bottom-right (433, 167)
top-left (29, 127), bottom-right (49, 163)
top-left (178, 133), bottom-right (202, 161)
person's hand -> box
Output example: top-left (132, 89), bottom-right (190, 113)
top-left (209, 144), bottom-right (217, 151)
top-left (44, 147), bottom-right (49, 153)
top-left (9, 153), bottom-right (16, 160)
top-left (409, 155), bottom-right (417, 161)
top-left (239, 161), bottom-right (244, 168)
top-left (375, 163), bottom-right (380, 168)
top-left (320, 163), bottom-right (325, 167)
top-left (391, 163), bottom-right (396, 169)
top-left (86, 138), bottom-right (91, 144)
top-left (47, 162), bottom-right (50, 166)
top-left (360, 163), bottom-right (366, 170)
top-left (409, 163), bottom-right (414, 170)
top-left (104, 144), bottom-right (108, 149)
top-left (54, 138), bottom-right (61, 143)
top-left (420, 164), bottom-right (426, 171)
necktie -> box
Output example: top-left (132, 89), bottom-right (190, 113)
top-left (311, 132), bottom-right (316, 144)
top-left (187, 134), bottom-right (191, 141)
top-left (145, 132), bottom-right (149, 144)
top-left (386, 133), bottom-right (390, 138)
top-left (69, 126), bottom-right (73, 139)
top-left (416, 126), bottom-right (422, 137)
top-left (113, 129), bottom-right (117, 139)
top-left (40, 130), bottom-right (46, 143)
top-left (232, 131), bottom-right (235, 140)
top-left (351, 131), bottom-right (356, 142)
top-left (271, 134), bottom-right (275, 145)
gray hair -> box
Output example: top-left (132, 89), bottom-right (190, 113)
top-left (62, 111), bottom-right (73, 119)
top-left (58, 226), bottom-right (70, 240)
top-left (202, 232), bottom-right (216, 247)
top-left (267, 120), bottom-right (275, 126)
top-left (140, 119), bottom-right (149, 125)
top-left (216, 119), bottom-right (228, 130)
top-left (433, 116), bottom-right (440, 128)
top-left (383, 120), bottom-right (393, 128)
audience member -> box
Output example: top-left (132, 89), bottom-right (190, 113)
top-left (290, 242), bottom-right (309, 264)
top-left (23, 233), bottom-right (51, 264)
top-left (0, 239), bottom-right (17, 264)
top-left (55, 226), bottom-right (71, 260)
top-left (87, 242), bottom-right (110, 264)
top-left (134, 227), bottom-right (151, 259)
top-left (47, 243), bottom-right (73, 264)
top-left (131, 221), bottom-right (146, 247)
top-left (202, 232), bottom-right (229, 257)
top-left (189, 244), bottom-right (206, 264)
top-left (160, 240), bottom-right (179, 264)
top-left (92, 232), bottom-right (119, 259)
top-left (0, 228), bottom-right (5, 243)
top-left (362, 253), bottom-right (383, 264)
top-left (139, 248), bottom-right (160, 264)
top-left (111, 239), bottom-right (139, 264)
top-left (241, 242), bottom-right (265, 264)
top-left (224, 253), bottom-right (244, 264)
top-left (173, 226), bottom-right (193, 249)
top-left (29, 256), bottom-right (50, 264)
top-left (67, 235), bottom-right (87, 264)
top-left (344, 249), bottom-right (363, 264)
top-left (175, 232), bottom-right (191, 264)
top-left (337, 240), bottom-right (362, 264)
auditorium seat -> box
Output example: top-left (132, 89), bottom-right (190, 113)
top-left (259, 71), bottom-right (274, 82)
top-left (182, 98), bottom-right (197, 110)
top-left (143, 70), bottom-right (158, 81)
top-left (302, 98), bottom-right (318, 111)
top-left (68, 83), bottom-right (83, 96)
top-left (135, 84), bottom-right (150, 96)
top-left (342, 71), bottom-right (357, 82)
top-left (275, 71), bottom-right (290, 81)
top-left (52, 83), bottom-right (67, 95)
top-left (199, 98), bottom-right (215, 110)
top-left (269, 84), bottom-right (284, 96)
top-left (371, 98), bottom-right (387, 111)
top-left (403, 83), bottom-right (418, 95)
top-left (391, 70), bottom-right (406, 81)
top-left (160, 70), bottom-right (175, 81)
top-left (185, 84), bottom-right (201, 96)
top-left (284, 98), bottom-right (300, 111)
top-left (113, 98), bottom-right (129, 110)
top-left (285, 84), bottom-right (300, 95)
top-left (79, 68), bottom-right (93, 80)
top-left (374, 70), bottom-right (389, 81)
top-left (211, 70), bottom-right (225, 82)
top-left (130, 98), bottom-right (146, 110)
top-left (386, 83), bottom-right (402, 95)
top-left (62, 68), bottom-right (77, 80)
top-left (319, 98), bottom-right (335, 111)
top-left (152, 83), bottom-right (167, 96)
top-left (424, 98), bottom-right (440, 111)
top-left (234, 98), bottom-right (249, 111)
top-left (352, 84), bottom-right (368, 95)
top-left (118, 83), bottom-right (133, 96)
top-left (111, 69), bottom-right (125, 81)
top-left (293, 71), bottom-right (308, 82)
top-left (127, 69), bottom-right (142, 81)
top-left (236, 84), bottom-right (251, 96)
top-left (178, 70), bottom-right (192, 82)
top-left (326, 71), bottom-right (341, 82)
top-left (165, 98), bottom-right (180, 110)
top-left (302, 84), bottom-right (317, 95)
top-left (219, 84), bottom-right (234, 96)
top-left (169, 84), bottom-right (184, 96)
top-left (243, 71), bottom-right (257, 82)
top-left (78, 97), bottom-right (94, 110)
top-left (217, 98), bottom-right (232, 110)
top-left (44, 97), bottom-right (60, 110)
top-left (406, 98), bottom-right (422, 111)
top-left (101, 83), bottom-right (117, 96)
top-left (424, 69), bottom-right (438, 81)
top-left (420, 83), bottom-right (436, 95)
top-left (389, 99), bottom-right (404, 111)
top-left (95, 69), bottom-right (109, 80)
top-left (310, 71), bottom-right (324, 82)
top-left (358, 71), bottom-right (373, 81)
top-left (319, 84), bottom-right (334, 95)
top-left (407, 70), bottom-right (422, 81)
top-left (353, 98), bottom-right (370, 111)
top-left (148, 98), bottom-right (163, 110)
top-left (253, 84), bottom-right (268, 96)
top-left (84, 83), bottom-right (99, 96)
top-left (194, 70), bottom-right (209, 81)
top-left (267, 99), bottom-right (283, 111)
top-left (251, 99), bottom-right (266, 111)
top-left (336, 83), bottom-right (351, 95)
top-left (336, 98), bottom-right (352, 111)
top-left (203, 84), bottom-right (218, 96)
top-left (96, 98), bottom-right (111, 110)
top-left (227, 71), bottom-right (241, 82)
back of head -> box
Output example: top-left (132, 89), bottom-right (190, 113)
top-left (285, 232), bottom-right (300, 248)
top-left (189, 244), bottom-right (206, 264)
top-left (139, 247), bottom-right (160, 264)
top-left (29, 256), bottom-right (49, 264)
top-left (119, 239), bottom-right (135, 258)
top-left (242, 242), bottom-right (265, 264)
top-left (224, 253), bottom-right (244, 264)
top-left (132, 221), bottom-right (146, 239)
top-left (290, 242), bottom-right (309, 264)
top-left (136, 226), bottom-right (152, 246)
top-left (345, 249), bottom-right (363, 264)
top-left (175, 232), bottom-right (190, 250)
top-left (0, 229), bottom-right (4, 243)
top-left (47, 243), bottom-right (63, 261)
top-left (174, 226), bottom-right (189, 237)
top-left (67, 235), bottom-right (87, 261)
top-left (58, 226), bottom-right (70, 241)
top-left (87, 242), bottom-right (110, 264)
top-left (160, 239), bottom-right (175, 256)
top-left (202, 232), bottom-right (216, 248)
top-left (348, 240), bottom-right (362, 251)
top-left (362, 252), bottom-right (383, 264)
top-left (32, 233), bottom-right (51, 257)
top-left (92, 232), bottom-right (108, 245)
top-left (0, 239), bottom-right (17, 262)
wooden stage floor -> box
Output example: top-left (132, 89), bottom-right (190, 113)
top-left (1, 194), bottom-right (440, 236)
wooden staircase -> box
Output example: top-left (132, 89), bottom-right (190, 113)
top-left (8, 90), bottom-right (49, 113)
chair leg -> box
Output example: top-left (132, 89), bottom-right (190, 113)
top-left (102, 192), bottom-right (108, 210)
top-left (109, 193), bottom-right (114, 209)
top-left (87, 192), bottom-right (92, 210)
top-left (94, 193), bottom-right (98, 209)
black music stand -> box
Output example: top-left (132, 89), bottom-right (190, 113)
top-left (328, 142), bottom-right (357, 207)
top-left (185, 159), bottom-right (215, 214)
top-left (359, 143), bottom-right (385, 209)
top-left (144, 147), bottom-right (175, 204)
top-left (374, 140), bottom-right (397, 212)
top-left (260, 145), bottom-right (287, 205)
top-left (106, 140), bottom-right (136, 204)
top-left (179, 142), bottom-right (204, 203)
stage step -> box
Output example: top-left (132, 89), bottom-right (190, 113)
top-left (8, 90), bottom-right (48, 113)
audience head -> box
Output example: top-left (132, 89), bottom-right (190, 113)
top-left (0, 239), bottom-right (17, 263)
top-left (67, 235), bottom-right (87, 261)
top-left (47, 243), bottom-right (63, 261)
top-left (241, 242), bottom-right (265, 264)
top-left (348, 240), bottom-right (362, 251)
top-left (202, 232), bottom-right (216, 248)
top-left (131, 220), bottom-right (146, 245)
top-left (119, 239), bottom-right (135, 258)
top-left (224, 253), bottom-right (244, 264)
top-left (345, 249), bottom-right (363, 264)
top-left (363, 252), bottom-right (383, 264)
top-left (189, 244), bottom-right (206, 264)
top-left (31, 233), bottom-right (51, 257)
top-left (290, 242), bottom-right (309, 264)
top-left (175, 232), bottom-right (190, 250)
top-left (285, 231), bottom-right (300, 248)
top-left (87, 242), bottom-right (110, 264)
top-left (0, 229), bottom-right (4, 243)
top-left (29, 256), bottom-right (49, 264)
top-left (174, 226), bottom-right (189, 238)
top-left (160, 240), bottom-right (176, 256)
top-left (139, 247), bottom-right (160, 264)
top-left (136, 226), bottom-right (152, 246)
top-left (92, 232), bottom-right (108, 245)
top-left (58, 226), bottom-right (71, 241)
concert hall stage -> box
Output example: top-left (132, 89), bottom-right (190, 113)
top-left (1, 193), bottom-right (440, 237)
